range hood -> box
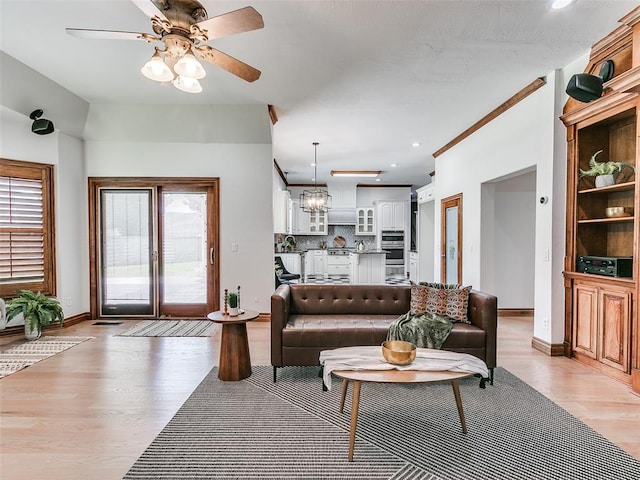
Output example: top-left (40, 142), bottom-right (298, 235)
top-left (327, 183), bottom-right (357, 225)
top-left (328, 208), bottom-right (356, 225)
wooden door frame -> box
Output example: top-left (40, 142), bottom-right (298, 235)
top-left (88, 177), bottom-right (220, 319)
top-left (440, 193), bottom-right (463, 283)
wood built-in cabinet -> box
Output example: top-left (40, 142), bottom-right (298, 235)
top-left (561, 7), bottom-right (640, 393)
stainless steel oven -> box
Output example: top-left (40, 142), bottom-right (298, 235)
top-left (381, 231), bottom-right (404, 247)
top-left (381, 231), bottom-right (405, 266)
top-left (384, 247), bottom-right (404, 265)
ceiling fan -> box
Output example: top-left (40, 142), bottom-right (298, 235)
top-left (66, 0), bottom-right (264, 93)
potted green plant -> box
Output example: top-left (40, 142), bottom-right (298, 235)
top-left (579, 150), bottom-right (635, 187)
top-left (5, 290), bottom-right (64, 340)
top-left (228, 292), bottom-right (239, 317)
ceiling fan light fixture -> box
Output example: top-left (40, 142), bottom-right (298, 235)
top-left (173, 75), bottom-right (203, 94)
top-left (174, 52), bottom-right (206, 80)
top-left (141, 49), bottom-right (174, 82)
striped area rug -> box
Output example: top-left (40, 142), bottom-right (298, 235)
top-left (116, 320), bottom-right (219, 337)
top-left (0, 336), bottom-right (93, 379)
top-left (125, 366), bottom-right (640, 480)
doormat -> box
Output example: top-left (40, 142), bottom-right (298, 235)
top-left (116, 319), bottom-right (219, 337)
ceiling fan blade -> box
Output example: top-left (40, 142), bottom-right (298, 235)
top-left (195, 45), bottom-right (261, 82)
top-left (66, 28), bottom-right (159, 42)
top-left (195, 6), bottom-right (264, 41)
top-left (130, 0), bottom-right (169, 22)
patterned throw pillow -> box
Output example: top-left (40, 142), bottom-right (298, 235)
top-left (420, 282), bottom-right (472, 323)
top-left (409, 281), bottom-right (429, 314)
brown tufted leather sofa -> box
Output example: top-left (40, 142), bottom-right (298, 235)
top-left (271, 284), bottom-right (497, 383)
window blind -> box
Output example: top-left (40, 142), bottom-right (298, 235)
top-left (0, 159), bottom-right (54, 297)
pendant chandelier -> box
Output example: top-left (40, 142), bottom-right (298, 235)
top-left (300, 142), bottom-right (332, 213)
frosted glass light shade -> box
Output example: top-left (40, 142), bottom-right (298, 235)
top-left (174, 53), bottom-right (206, 80)
top-left (173, 75), bottom-right (202, 93)
top-left (141, 52), bottom-right (174, 82)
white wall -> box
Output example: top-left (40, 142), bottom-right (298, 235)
top-left (85, 141), bottom-right (274, 312)
top-left (435, 75), bottom-right (559, 344)
top-left (0, 106), bottom-right (89, 319)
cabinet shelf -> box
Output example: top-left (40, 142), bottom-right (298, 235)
top-left (577, 216), bottom-right (634, 224)
top-left (578, 181), bottom-right (635, 195)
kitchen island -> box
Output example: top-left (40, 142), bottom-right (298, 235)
top-left (350, 250), bottom-right (387, 284)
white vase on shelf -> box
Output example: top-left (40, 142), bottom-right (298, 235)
top-left (594, 174), bottom-right (615, 188)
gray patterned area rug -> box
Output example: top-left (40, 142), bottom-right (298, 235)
top-left (124, 366), bottom-right (640, 480)
top-left (116, 320), bottom-right (219, 337)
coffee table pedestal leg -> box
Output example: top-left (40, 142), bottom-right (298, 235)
top-left (218, 323), bottom-right (251, 381)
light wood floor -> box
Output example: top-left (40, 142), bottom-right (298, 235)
top-left (1, 315), bottom-right (639, 479)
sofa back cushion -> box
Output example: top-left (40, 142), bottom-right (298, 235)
top-left (290, 284), bottom-right (411, 316)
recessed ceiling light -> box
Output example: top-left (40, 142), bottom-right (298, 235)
top-left (375, 178), bottom-right (381, 182)
top-left (391, 163), bottom-right (398, 167)
top-left (549, 0), bottom-right (577, 10)
top-left (412, 142), bottom-right (421, 147)
top-left (311, 163), bottom-right (316, 166)
top-left (330, 170), bottom-right (381, 178)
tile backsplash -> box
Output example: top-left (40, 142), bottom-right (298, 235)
top-left (275, 225), bottom-right (376, 251)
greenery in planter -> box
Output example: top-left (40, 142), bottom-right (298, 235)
top-left (228, 293), bottom-right (238, 308)
top-left (579, 150), bottom-right (635, 178)
top-left (5, 290), bottom-right (64, 332)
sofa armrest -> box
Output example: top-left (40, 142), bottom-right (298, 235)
top-left (467, 290), bottom-right (498, 368)
top-left (271, 284), bottom-right (291, 367)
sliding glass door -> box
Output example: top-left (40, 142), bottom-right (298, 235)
top-left (100, 189), bottom-right (154, 316)
top-left (91, 179), bottom-right (219, 318)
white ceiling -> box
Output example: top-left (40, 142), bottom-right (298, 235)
top-left (1, 0), bottom-right (637, 190)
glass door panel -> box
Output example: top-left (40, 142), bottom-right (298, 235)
top-left (441, 194), bottom-right (462, 284)
top-left (100, 189), bottom-right (154, 316)
top-left (161, 192), bottom-right (207, 306)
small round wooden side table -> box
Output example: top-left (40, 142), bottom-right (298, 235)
top-left (207, 309), bottom-right (259, 381)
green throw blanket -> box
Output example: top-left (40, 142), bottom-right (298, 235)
top-left (387, 312), bottom-right (454, 349)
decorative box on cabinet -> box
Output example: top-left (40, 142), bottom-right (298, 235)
top-left (561, 8), bottom-right (640, 393)
top-left (356, 207), bottom-right (375, 235)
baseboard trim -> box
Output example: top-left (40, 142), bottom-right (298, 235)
top-left (531, 336), bottom-right (564, 356)
top-left (498, 308), bottom-right (534, 317)
top-left (0, 311), bottom-right (91, 337)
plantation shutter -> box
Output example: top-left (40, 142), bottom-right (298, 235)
top-left (0, 160), bottom-right (55, 297)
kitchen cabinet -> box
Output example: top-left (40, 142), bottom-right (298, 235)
top-left (304, 250), bottom-right (327, 279)
top-left (376, 201), bottom-right (407, 231)
top-left (308, 210), bottom-right (327, 235)
top-left (275, 253), bottom-right (302, 276)
top-left (273, 190), bottom-right (290, 233)
top-left (416, 184), bottom-right (434, 204)
top-left (409, 251), bottom-right (419, 282)
top-left (326, 254), bottom-right (351, 277)
top-left (352, 253), bottom-right (385, 284)
top-left (290, 199), bottom-right (326, 235)
top-left (356, 207), bottom-right (375, 235)
top-left (572, 280), bottom-right (631, 374)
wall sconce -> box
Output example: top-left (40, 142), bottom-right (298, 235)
top-left (566, 60), bottom-right (614, 103)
